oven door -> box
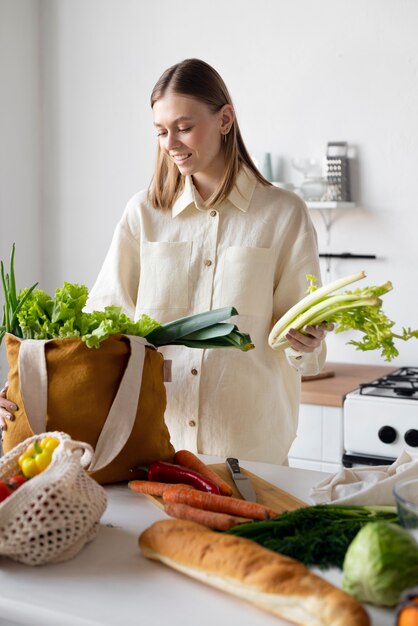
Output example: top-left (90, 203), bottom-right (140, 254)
top-left (343, 389), bottom-right (418, 464)
top-left (342, 452), bottom-right (396, 468)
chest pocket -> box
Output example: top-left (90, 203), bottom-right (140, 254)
top-left (138, 241), bottom-right (191, 310)
top-left (220, 246), bottom-right (275, 317)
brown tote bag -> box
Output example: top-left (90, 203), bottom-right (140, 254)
top-left (2, 333), bottom-right (175, 484)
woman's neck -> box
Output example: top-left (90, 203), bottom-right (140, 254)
top-left (192, 157), bottom-right (225, 201)
top-left (192, 175), bottom-right (217, 201)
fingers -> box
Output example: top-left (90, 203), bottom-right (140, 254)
top-left (0, 397), bottom-right (18, 434)
top-left (286, 323), bottom-right (334, 354)
top-left (0, 412), bottom-right (15, 434)
top-left (0, 397), bottom-right (17, 413)
top-left (0, 383), bottom-right (15, 436)
top-left (286, 329), bottom-right (318, 353)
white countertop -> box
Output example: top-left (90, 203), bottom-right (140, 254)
top-left (0, 458), bottom-right (393, 626)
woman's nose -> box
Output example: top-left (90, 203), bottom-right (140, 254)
top-left (166, 132), bottom-right (180, 150)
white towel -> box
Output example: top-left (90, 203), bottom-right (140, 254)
top-left (309, 451), bottom-right (418, 506)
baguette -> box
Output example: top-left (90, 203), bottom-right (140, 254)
top-left (139, 519), bottom-right (370, 626)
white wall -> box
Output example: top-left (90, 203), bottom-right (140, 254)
top-left (2, 0), bottom-right (418, 369)
top-left (0, 0), bottom-right (41, 380)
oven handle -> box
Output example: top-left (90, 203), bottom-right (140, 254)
top-left (342, 452), bottom-right (396, 468)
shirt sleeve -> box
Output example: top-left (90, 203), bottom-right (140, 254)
top-left (272, 196), bottom-right (327, 376)
top-left (85, 195), bottom-right (141, 319)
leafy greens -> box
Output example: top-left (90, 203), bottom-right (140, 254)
top-left (227, 504), bottom-right (399, 570)
top-left (15, 283), bottom-right (160, 348)
top-left (1, 245), bottom-right (254, 351)
top-left (342, 521), bottom-right (418, 606)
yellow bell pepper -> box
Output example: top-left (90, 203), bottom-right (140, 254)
top-left (18, 436), bottom-right (59, 478)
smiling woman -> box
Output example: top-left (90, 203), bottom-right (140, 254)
top-left (41, 58), bottom-right (332, 466)
top-left (148, 58), bottom-right (267, 209)
top-left (152, 94), bottom-right (234, 201)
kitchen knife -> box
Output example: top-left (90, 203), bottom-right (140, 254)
top-left (226, 457), bottom-right (257, 502)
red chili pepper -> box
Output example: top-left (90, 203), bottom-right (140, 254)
top-left (147, 461), bottom-right (221, 494)
top-left (7, 474), bottom-right (28, 490)
top-left (0, 480), bottom-right (13, 503)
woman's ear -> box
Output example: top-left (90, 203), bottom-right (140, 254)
top-left (220, 104), bottom-right (235, 134)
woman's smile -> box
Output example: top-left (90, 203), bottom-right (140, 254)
top-left (170, 152), bottom-right (193, 166)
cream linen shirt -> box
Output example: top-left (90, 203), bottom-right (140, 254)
top-left (87, 167), bottom-right (326, 464)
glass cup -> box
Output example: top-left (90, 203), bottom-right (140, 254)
top-left (393, 477), bottom-right (418, 542)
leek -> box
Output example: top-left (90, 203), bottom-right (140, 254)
top-left (146, 308), bottom-right (254, 351)
top-left (269, 272), bottom-right (418, 361)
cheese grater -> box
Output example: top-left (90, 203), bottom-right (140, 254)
top-left (325, 141), bottom-right (351, 201)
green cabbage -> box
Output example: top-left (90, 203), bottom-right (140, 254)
top-left (342, 521), bottom-right (418, 607)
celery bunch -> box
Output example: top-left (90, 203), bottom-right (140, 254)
top-left (268, 271), bottom-right (418, 361)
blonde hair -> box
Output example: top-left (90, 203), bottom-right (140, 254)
top-left (149, 58), bottom-right (271, 209)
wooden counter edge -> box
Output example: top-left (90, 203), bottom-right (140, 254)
top-left (301, 361), bottom-right (398, 407)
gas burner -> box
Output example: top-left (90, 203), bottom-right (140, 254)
top-left (395, 387), bottom-right (417, 397)
top-left (359, 367), bottom-right (418, 400)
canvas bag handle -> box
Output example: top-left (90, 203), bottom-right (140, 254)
top-left (17, 335), bottom-right (149, 472)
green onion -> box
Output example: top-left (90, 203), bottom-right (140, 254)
top-left (0, 243), bottom-right (38, 344)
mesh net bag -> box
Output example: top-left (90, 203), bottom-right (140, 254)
top-left (0, 431), bottom-right (107, 566)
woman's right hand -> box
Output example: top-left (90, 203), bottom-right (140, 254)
top-left (0, 383), bottom-right (18, 434)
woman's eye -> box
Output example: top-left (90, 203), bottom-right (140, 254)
top-left (156, 126), bottom-right (192, 137)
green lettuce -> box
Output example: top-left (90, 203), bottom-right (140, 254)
top-left (342, 521), bottom-right (418, 606)
top-left (16, 283), bottom-right (160, 348)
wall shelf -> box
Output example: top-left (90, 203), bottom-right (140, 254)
top-left (319, 252), bottom-right (376, 260)
top-left (305, 201), bottom-right (373, 272)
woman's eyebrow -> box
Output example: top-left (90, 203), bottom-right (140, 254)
top-left (154, 116), bottom-right (194, 127)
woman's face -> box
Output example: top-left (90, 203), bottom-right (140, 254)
top-left (153, 91), bottom-right (233, 187)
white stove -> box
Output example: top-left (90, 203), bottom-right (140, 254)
top-left (343, 367), bottom-right (418, 467)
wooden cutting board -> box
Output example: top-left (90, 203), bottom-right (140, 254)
top-left (145, 463), bottom-right (306, 514)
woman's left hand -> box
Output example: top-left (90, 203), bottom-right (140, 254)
top-left (286, 323), bottom-right (334, 353)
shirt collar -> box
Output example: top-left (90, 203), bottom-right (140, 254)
top-left (172, 176), bottom-right (196, 217)
top-left (172, 166), bottom-right (257, 217)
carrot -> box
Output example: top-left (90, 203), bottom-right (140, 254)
top-left (128, 481), bottom-right (196, 498)
top-left (162, 484), bottom-right (197, 499)
top-left (164, 502), bottom-right (243, 531)
top-left (174, 449), bottom-right (233, 496)
top-left (163, 486), bottom-right (277, 520)
top-left (129, 481), bottom-right (168, 497)
top-left (398, 605), bottom-right (418, 626)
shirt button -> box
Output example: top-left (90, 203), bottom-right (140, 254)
top-left (188, 420), bottom-right (196, 427)
top-left (191, 368), bottom-right (198, 375)
top-left (204, 259), bottom-right (212, 267)
top-left (210, 210), bottom-right (217, 217)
